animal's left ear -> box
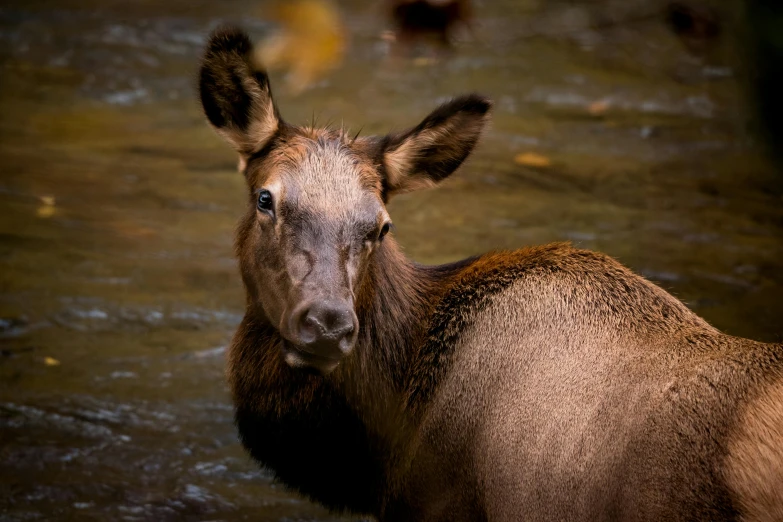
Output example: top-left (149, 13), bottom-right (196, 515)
top-left (379, 95), bottom-right (491, 198)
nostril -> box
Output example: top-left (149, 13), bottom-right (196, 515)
top-left (295, 308), bottom-right (320, 344)
top-left (317, 307), bottom-right (341, 333)
top-left (320, 307), bottom-right (351, 335)
top-left (302, 312), bottom-right (320, 330)
top-left (337, 321), bottom-right (357, 352)
top-left (294, 301), bottom-right (356, 351)
top-left (329, 322), bottom-right (354, 345)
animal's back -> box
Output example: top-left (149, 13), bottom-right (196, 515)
top-left (401, 243), bottom-right (783, 521)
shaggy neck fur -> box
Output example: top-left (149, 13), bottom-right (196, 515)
top-left (228, 237), bottom-right (467, 513)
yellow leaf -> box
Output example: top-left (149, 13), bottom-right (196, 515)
top-left (43, 356), bottom-right (60, 366)
top-left (412, 57), bottom-right (437, 67)
top-left (514, 152), bottom-right (552, 168)
top-left (36, 194), bottom-right (57, 218)
top-left (37, 205), bottom-right (56, 218)
top-left (256, 0), bottom-right (346, 94)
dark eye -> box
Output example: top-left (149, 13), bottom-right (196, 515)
top-left (378, 222), bottom-right (391, 242)
top-left (257, 190), bottom-right (273, 213)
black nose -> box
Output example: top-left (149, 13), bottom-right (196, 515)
top-left (292, 300), bottom-right (357, 357)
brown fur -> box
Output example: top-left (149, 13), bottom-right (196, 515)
top-left (390, 0), bottom-right (472, 47)
top-left (725, 381), bottom-right (783, 522)
top-left (199, 28), bottom-right (783, 521)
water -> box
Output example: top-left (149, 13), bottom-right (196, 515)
top-left (1, 0), bottom-right (781, 520)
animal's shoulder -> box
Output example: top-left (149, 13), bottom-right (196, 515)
top-left (404, 243), bottom-right (704, 411)
top-left (434, 242), bottom-right (690, 322)
top-left (446, 242), bottom-right (622, 294)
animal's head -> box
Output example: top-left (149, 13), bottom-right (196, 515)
top-left (199, 28), bottom-right (491, 373)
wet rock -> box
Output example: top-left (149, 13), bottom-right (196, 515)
top-left (0, 316), bottom-right (30, 338)
top-left (179, 346), bottom-right (226, 361)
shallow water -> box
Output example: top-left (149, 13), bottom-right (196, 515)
top-left (1, 0), bottom-right (781, 520)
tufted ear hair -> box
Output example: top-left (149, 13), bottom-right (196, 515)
top-left (199, 27), bottom-right (281, 161)
top-left (379, 94), bottom-right (492, 198)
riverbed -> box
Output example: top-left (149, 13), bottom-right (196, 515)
top-left (1, 0), bottom-right (781, 520)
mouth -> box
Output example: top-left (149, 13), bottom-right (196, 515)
top-left (281, 341), bottom-right (341, 375)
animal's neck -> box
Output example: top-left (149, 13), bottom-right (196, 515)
top-left (228, 239), bottom-right (467, 513)
top-left (342, 239), bottom-right (481, 460)
top-left (334, 239), bottom-right (468, 491)
top-left (351, 239), bottom-right (439, 390)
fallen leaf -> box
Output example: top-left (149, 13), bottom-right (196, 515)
top-left (514, 152), bottom-right (552, 168)
top-left (256, 0), bottom-right (346, 94)
top-left (412, 56), bottom-right (437, 67)
top-left (587, 99), bottom-right (610, 116)
top-left (36, 195), bottom-right (57, 218)
top-left (36, 205), bottom-right (56, 218)
top-left (43, 356), bottom-right (60, 366)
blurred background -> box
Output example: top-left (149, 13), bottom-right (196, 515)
top-left (1, 0), bottom-right (781, 520)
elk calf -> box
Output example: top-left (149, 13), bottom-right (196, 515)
top-left (199, 27), bottom-right (783, 522)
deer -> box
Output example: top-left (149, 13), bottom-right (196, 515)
top-left (198, 27), bottom-right (783, 522)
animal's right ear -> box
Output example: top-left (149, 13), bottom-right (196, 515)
top-left (199, 27), bottom-right (281, 161)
